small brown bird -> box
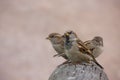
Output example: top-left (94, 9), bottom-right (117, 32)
top-left (46, 33), bottom-right (68, 60)
top-left (63, 31), bottom-right (103, 69)
top-left (84, 36), bottom-right (103, 58)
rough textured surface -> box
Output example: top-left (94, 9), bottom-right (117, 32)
top-left (49, 62), bottom-right (109, 80)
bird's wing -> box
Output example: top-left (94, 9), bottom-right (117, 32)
top-left (83, 40), bottom-right (91, 45)
top-left (77, 39), bottom-right (96, 63)
top-left (77, 40), bottom-right (103, 69)
top-left (77, 39), bottom-right (92, 54)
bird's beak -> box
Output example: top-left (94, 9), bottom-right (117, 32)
top-left (65, 33), bottom-right (69, 36)
top-left (46, 37), bottom-right (50, 40)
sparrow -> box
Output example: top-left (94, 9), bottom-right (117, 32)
top-left (46, 33), bottom-right (68, 60)
top-left (63, 30), bottom-right (103, 69)
top-left (84, 36), bottom-right (103, 58)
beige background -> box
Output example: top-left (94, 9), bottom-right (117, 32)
top-left (0, 0), bottom-right (120, 80)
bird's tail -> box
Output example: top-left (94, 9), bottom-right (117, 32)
top-left (94, 59), bottom-right (103, 69)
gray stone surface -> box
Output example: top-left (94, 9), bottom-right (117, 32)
top-left (49, 62), bottom-right (109, 80)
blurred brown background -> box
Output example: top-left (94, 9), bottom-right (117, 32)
top-left (0, 0), bottom-right (120, 80)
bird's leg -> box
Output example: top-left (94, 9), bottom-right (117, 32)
top-left (53, 54), bottom-right (60, 57)
top-left (53, 53), bottom-right (65, 57)
top-left (57, 60), bottom-right (70, 67)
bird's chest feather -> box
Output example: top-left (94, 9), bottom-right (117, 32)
top-left (53, 44), bottom-right (64, 53)
top-left (65, 44), bottom-right (80, 58)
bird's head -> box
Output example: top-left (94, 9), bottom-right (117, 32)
top-left (46, 33), bottom-right (62, 44)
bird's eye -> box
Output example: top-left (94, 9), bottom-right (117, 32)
top-left (51, 35), bottom-right (54, 38)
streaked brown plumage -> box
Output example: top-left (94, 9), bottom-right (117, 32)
top-left (63, 31), bottom-right (103, 69)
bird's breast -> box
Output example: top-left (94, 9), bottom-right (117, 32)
top-left (53, 44), bottom-right (64, 53)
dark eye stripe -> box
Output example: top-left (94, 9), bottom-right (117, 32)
top-left (50, 35), bottom-right (54, 38)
